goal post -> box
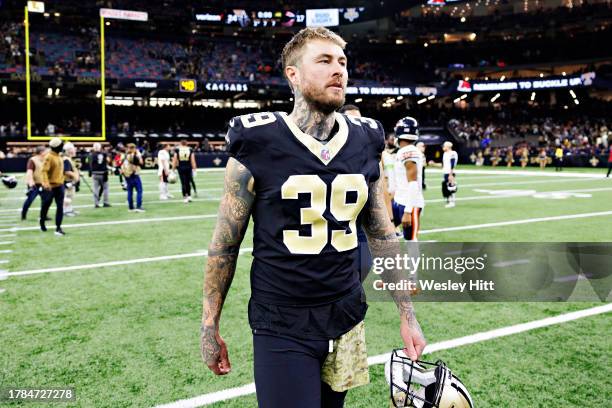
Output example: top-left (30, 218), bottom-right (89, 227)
top-left (23, 6), bottom-right (147, 141)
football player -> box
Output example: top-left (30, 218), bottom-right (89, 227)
top-left (201, 27), bottom-right (425, 408)
top-left (392, 117), bottom-right (424, 241)
top-left (172, 140), bottom-right (197, 203)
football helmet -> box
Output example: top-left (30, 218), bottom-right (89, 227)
top-left (167, 170), bottom-right (178, 184)
top-left (385, 349), bottom-right (473, 408)
top-left (395, 117), bottom-right (419, 141)
top-left (2, 175), bottom-right (17, 189)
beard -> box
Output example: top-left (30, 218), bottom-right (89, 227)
top-left (301, 82), bottom-right (345, 114)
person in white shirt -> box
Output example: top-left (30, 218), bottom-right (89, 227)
top-left (157, 143), bottom-right (172, 200)
top-left (391, 117), bottom-right (425, 241)
top-left (441, 141), bottom-right (458, 208)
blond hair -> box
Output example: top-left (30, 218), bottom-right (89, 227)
top-left (281, 27), bottom-right (347, 83)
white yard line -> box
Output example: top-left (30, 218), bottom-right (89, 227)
top-left (4, 214), bottom-right (218, 232)
top-left (0, 188), bottom-right (223, 201)
top-left (0, 197), bottom-right (221, 214)
top-left (0, 250), bottom-right (13, 254)
top-left (459, 177), bottom-right (598, 188)
top-left (7, 248), bottom-right (253, 277)
top-left (427, 168), bottom-right (606, 179)
top-left (426, 186), bottom-right (612, 203)
top-left (0, 241), bottom-right (15, 245)
top-left (420, 210), bottom-right (612, 234)
top-left (152, 303), bottom-right (612, 408)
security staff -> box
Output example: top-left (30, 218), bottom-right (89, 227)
top-left (40, 137), bottom-right (66, 236)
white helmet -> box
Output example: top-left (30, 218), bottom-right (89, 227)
top-left (385, 349), bottom-right (473, 408)
top-left (167, 171), bottom-right (178, 184)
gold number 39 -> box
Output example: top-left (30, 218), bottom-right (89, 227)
top-left (281, 174), bottom-right (368, 254)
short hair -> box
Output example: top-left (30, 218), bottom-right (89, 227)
top-left (338, 105), bottom-right (360, 114)
top-left (281, 27), bottom-right (347, 84)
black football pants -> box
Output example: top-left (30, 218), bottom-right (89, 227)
top-left (253, 331), bottom-right (347, 408)
top-left (178, 167), bottom-right (192, 197)
top-left (40, 185), bottom-right (65, 229)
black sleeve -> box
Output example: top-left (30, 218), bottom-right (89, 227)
top-left (63, 159), bottom-right (73, 172)
top-left (225, 116), bottom-right (250, 167)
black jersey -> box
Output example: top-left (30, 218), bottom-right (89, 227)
top-left (227, 111), bottom-right (384, 339)
top-left (175, 146), bottom-right (193, 169)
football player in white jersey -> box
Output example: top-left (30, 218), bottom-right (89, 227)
top-left (391, 117), bottom-right (424, 241)
top-left (442, 141), bottom-right (458, 208)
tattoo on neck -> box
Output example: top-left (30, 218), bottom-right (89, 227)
top-left (290, 90), bottom-right (336, 142)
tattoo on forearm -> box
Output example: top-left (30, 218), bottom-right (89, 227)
top-left (363, 176), bottom-right (416, 323)
top-left (202, 158), bottom-right (255, 338)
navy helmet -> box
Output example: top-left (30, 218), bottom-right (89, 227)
top-left (394, 116), bottom-right (419, 141)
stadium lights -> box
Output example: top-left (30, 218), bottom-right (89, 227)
top-left (96, 90), bottom-right (102, 98)
top-left (417, 98), bottom-right (428, 104)
top-left (562, 71), bottom-right (567, 76)
top-left (539, 73), bottom-right (544, 78)
top-left (355, 98), bottom-right (362, 103)
top-left (464, 77), bottom-right (470, 81)
top-left (424, 42), bottom-right (429, 48)
top-left (427, 95), bottom-right (435, 100)
top-left (490, 93), bottom-right (501, 102)
top-left (460, 94), bottom-right (468, 100)
top-left (569, 89), bottom-right (577, 98)
top-left (1, 86), bottom-right (7, 94)
top-left (460, 17), bottom-right (466, 23)
top-left (43, 12), bottom-right (49, 17)
top-left (396, 39), bottom-right (404, 45)
top-left (397, 96), bottom-right (403, 101)
top-left (54, 88), bottom-right (60, 96)
top-left (500, 75), bottom-right (506, 81)
top-left (106, 21), bottom-right (111, 26)
top-left (47, 87), bottom-right (52, 97)
top-left (531, 92), bottom-right (536, 101)
top-left (574, 98), bottom-right (580, 105)
top-left (54, 12), bottom-right (60, 17)
top-left (453, 96), bottom-right (461, 103)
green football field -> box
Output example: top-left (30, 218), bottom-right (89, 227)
top-left (0, 165), bottom-right (610, 407)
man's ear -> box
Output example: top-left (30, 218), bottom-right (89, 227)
top-left (285, 65), bottom-right (300, 91)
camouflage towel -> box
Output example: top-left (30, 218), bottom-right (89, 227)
top-left (321, 321), bottom-right (370, 392)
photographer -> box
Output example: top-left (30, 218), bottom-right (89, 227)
top-left (89, 142), bottom-right (111, 208)
top-left (21, 146), bottom-right (46, 221)
top-left (121, 143), bottom-right (145, 212)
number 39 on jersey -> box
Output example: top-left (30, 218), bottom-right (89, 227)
top-left (281, 174), bottom-right (368, 255)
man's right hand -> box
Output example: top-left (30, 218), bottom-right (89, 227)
top-left (42, 183), bottom-right (51, 191)
top-left (201, 326), bottom-right (231, 375)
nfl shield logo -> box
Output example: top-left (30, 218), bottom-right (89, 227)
top-left (320, 148), bottom-right (331, 161)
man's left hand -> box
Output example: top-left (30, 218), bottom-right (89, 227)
top-left (400, 316), bottom-right (426, 361)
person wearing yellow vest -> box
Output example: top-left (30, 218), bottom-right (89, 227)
top-left (121, 143), bottom-right (145, 212)
top-left (554, 146), bottom-right (564, 172)
top-left (21, 146), bottom-right (47, 221)
top-left (40, 137), bottom-right (66, 235)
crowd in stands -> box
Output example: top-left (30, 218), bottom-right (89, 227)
top-left (2, 0), bottom-right (608, 86)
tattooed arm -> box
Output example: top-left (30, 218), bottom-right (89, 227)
top-left (201, 158), bottom-right (255, 375)
top-left (362, 175), bottom-right (427, 361)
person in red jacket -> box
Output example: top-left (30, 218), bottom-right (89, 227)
top-left (607, 146), bottom-right (612, 178)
